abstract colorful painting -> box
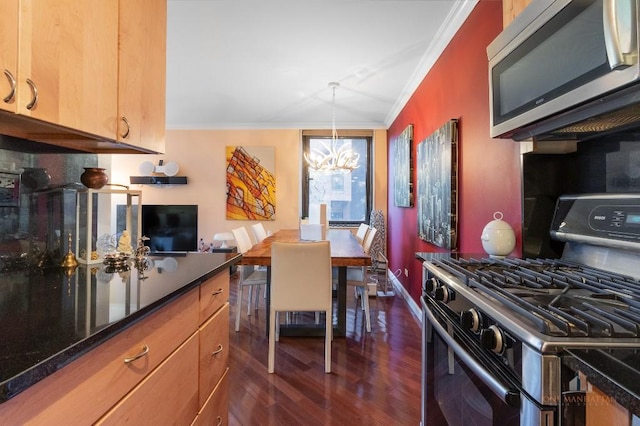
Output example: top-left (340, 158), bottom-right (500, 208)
top-left (417, 119), bottom-right (458, 249)
top-left (394, 124), bottom-right (414, 207)
top-left (226, 146), bottom-right (276, 220)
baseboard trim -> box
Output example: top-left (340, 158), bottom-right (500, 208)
top-left (387, 269), bottom-right (422, 324)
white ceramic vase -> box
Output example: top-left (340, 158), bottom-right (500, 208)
top-left (481, 211), bottom-right (515, 258)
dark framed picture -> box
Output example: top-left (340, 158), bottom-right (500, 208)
top-left (0, 172), bottom-right (20, 207)
top-left (393, 124), bottom-right (414, 207)
top-left (417, 119), bottom-right (458, 249)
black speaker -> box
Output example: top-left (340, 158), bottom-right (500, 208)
top-left (129, 176), bottom-right (188, 185)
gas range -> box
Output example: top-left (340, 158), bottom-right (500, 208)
top-left (423, 255), bottom-right (640, 354)
top-left (420, 194), bottom-right (640, 426)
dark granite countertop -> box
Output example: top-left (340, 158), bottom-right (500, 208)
top-left (564, 349), bottom-right (640, 417)
top-left (416, 251), bottom-right (491, 263)
top-left (0, 252), bottom-right (240, 403)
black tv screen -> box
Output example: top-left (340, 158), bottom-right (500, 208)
top-left (141, 205), bottom-right (198, 252)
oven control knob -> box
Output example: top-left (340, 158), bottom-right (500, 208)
top-left (425, 278), bottom-right (438, 293)
top-left (480, 325), bottom-right (504, 353)
top-left (460, 309), bottom-right (481, 332)
top-left (434, 286), bottom-right (450, 302)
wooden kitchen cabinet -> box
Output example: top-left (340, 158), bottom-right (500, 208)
top-left (503, 0), bottom-right (532, 27)
top-left (17, 0), bottom-right (119, 139)
top-left (0, 0), bottom-right (166, 153)
top-left (0, 0), bottom-right (18, 114)
top-left (578, 372), bottom-right (631, 426)
top-left (117, 0), bottom-right (167, 153)
top-left (96, 334), bottom-right (200, 426)
top-left (199, 304), bottom-right (230, 407)
top-left (200, 271), bottom-right (230, 323)
top-left (0, 287), bottom-right (200, 425)
top-left (195, 370), bottom-right (229, 426)
top-left (0, 267), bottom-right (232, 424)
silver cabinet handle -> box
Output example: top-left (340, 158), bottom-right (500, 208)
top-left (123, 344), bottom-right (149, 363)
top-left (216, 415), bottom-right (222, 426)
top-left (3, 69), bottom-right (16, 103)
top-left (211, 288), bottom-right (224, 296)
top-left (603, 0), bottom-right (637, 69)
top-left (120, 116), bottom-right (130, 139)
top-left (25, 78), bottom-right (38, 110)
top-left (212, 344), bottom-right (223, 356)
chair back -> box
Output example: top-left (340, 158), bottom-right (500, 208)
top-left (355, 223), bottom-right (370, 245)
top-left (270, 241), bottom-right (332, 312)
top-left (362, 227), bottom-right (378, 255)
top-left (251, 223), bottom-right (268, 243)
top-left (231, 227), bottom-right (253, 254)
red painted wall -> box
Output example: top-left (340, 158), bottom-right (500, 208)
top-left (387, 1), bottom-right (523, 302)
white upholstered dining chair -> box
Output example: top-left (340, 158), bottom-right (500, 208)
top-left (251, 223), bottom-right (268, 244)
top-left (355, 223), bottom-right (370, 245)
top-left (268, 240), bottom-right (333, 373)
top-left (334, 226), bottom-right (377, 333)
top-left (231, 226), bottom-right (267, 332)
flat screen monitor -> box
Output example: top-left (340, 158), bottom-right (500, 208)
top-left (141, 204), bottom-right (198, 252)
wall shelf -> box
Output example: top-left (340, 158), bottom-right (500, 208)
top-left (129, 176), bottom-right (188, 185)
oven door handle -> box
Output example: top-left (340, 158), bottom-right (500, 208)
top-left (424, 302), bottom-right (521, 408)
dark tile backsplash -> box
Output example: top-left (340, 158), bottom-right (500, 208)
top-left (0, 135), bottom-right (97, 268)
top-left (522, 135), bottom-right (640, 258)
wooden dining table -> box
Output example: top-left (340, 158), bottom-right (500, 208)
top-left (238, 228), bottom-right (372, 337)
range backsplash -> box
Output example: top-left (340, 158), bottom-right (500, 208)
top-left (522, 134), bottom-right (640, 258)
top-left (0, 135), bottom-right (97, 269)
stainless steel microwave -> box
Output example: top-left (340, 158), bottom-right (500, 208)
top-left (487, 0), bottom-right (640, 141)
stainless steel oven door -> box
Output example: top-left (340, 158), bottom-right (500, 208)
top-left (421, 295), bottom-right (555, 426)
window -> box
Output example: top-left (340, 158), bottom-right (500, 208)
top-left (302, 132), bottom-right (372, 226)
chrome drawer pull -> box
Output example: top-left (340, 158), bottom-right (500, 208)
top-left (25, 78), bottom-right (38, 110)
top-left (3, 69), bottom-right (16, 103)
top-left (216, 415), bottom-right (222, 426)
top-left (124, 344), bottom-right (150, 363)
top-left (120, 116), bottom-right (130, 139)
top-left (211, 288), bottom-right (224, 296)
top-left (212, 344), bottom-right (224, 356)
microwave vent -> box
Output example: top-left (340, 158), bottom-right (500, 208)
top-left (513, 85), bottom-right (640, 142)
top-left (552, 104), bottom-right (640, 135)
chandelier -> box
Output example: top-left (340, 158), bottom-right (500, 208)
top-left (304, 82), bottom-right (360, 172)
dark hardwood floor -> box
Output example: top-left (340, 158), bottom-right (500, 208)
top-left (227, 271), bottom-right (423, 425)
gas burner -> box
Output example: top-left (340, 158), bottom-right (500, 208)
top-left (429, 256), bottom-right (640, 338)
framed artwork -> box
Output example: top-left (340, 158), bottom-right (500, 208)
top-left (417, 119), bottom-right (458, 249)
top-left (393, 124), bottom-right (414, 207)
top-left (0, 172), bottom-right (20, 207)
top-left (226, 146), bottom-right (276, 220)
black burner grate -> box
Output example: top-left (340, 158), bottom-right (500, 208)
top-left (430, 257), bottom-right (640, 337)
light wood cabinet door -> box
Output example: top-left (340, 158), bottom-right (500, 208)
top-left (17, 0), bottom-right (118, 139)
top-left (503, 0), bottom-right (532, 28)
top-left (117, 0), bottom-right (166, 153)
top-left (199, 304), bottom-right (230, 407)
top-left (0, 0), bottom-right (18, 113)
top-left (196, 369), bottom-right (229, 426)
top-left (0, 288), bottom-right (199, 425)
top-left (200, 272), bottom-right (230, 325)
top-left (97, 334), bottom-right (200, 426)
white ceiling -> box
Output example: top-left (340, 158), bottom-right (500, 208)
top-left (165, 0), bottom-right (478, 130)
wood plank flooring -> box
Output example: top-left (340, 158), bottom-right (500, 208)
top-left (227, 271), bottom-right (423, 425)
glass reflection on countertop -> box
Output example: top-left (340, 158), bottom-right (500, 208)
top-left (0, 256), bottom-right (185, 384)
top-left (0, 251), bottom-right (237, 388)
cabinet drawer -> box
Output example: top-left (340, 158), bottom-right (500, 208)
top-left (196, 368), bottom-right (229, 426)
top-left (0, 287), bottom-right (199, 425)
top-left (96, 333), bottom-right (199, 425)
top-left (199, 272), bottom-right (229, 324)
top-left (199, 303), bottom-right (229, 407)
